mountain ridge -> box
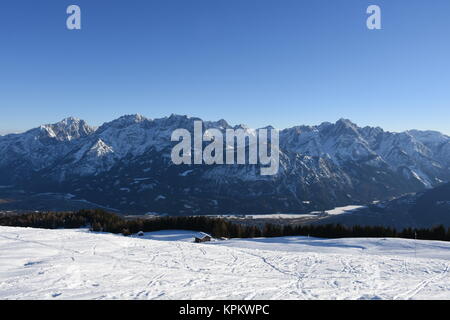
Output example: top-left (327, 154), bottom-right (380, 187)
top-left (1, 114), bottom-right (450, 214)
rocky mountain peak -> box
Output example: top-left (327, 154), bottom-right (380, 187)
top-left (38, 117), bottom-right (94, 141)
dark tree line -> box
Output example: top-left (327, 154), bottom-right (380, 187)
top-left (1, 209), bottom-right (450, 242)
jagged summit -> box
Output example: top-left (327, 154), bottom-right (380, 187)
top-left (43, 116), bottom-right (87, 128)
top-left (100, 114), bottom-right (146, 127)
top-left (336, 118), bottom-right (356, 126)
top-left (37, 117), bottom-right (94, 141)
top-left (55, 116), bottom-right (82, 124)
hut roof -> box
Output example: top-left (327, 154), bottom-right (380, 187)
top-left (194, 232), bottom-right (212, 239)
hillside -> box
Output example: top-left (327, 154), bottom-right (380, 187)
top-left (0, 227), bottom-right (449, 300)
top-left (314, 182), bottom-right (450, 229)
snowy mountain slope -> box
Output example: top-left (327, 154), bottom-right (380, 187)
top-left (312, 182), bottom-right (450, 229)
top-left (0, 117), bottom-right (95, 181)
top-left (1, 115), bottom-right (450, 214)
top-left (0, 227), bottom-right (449, 300)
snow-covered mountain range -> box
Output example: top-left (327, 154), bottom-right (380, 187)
top-left (1, 115), bottom-right (450, 214)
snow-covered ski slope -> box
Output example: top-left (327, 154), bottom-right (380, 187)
top-left (0, 227), bottom-right (449, 300)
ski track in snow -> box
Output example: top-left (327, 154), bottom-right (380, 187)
top-left (0, 227), bottom-right (449, 300)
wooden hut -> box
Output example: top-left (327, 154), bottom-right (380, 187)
top-left (194, 232), bottom-right (212, 243)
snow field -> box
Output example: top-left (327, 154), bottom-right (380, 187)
top-left (0, 227), bottom-right (448, 300)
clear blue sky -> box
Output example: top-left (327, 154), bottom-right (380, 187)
top-left (1, 0), bottom-right (449, 134)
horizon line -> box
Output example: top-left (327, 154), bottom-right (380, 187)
top-left (1, 113), bottom-right (449, 137)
